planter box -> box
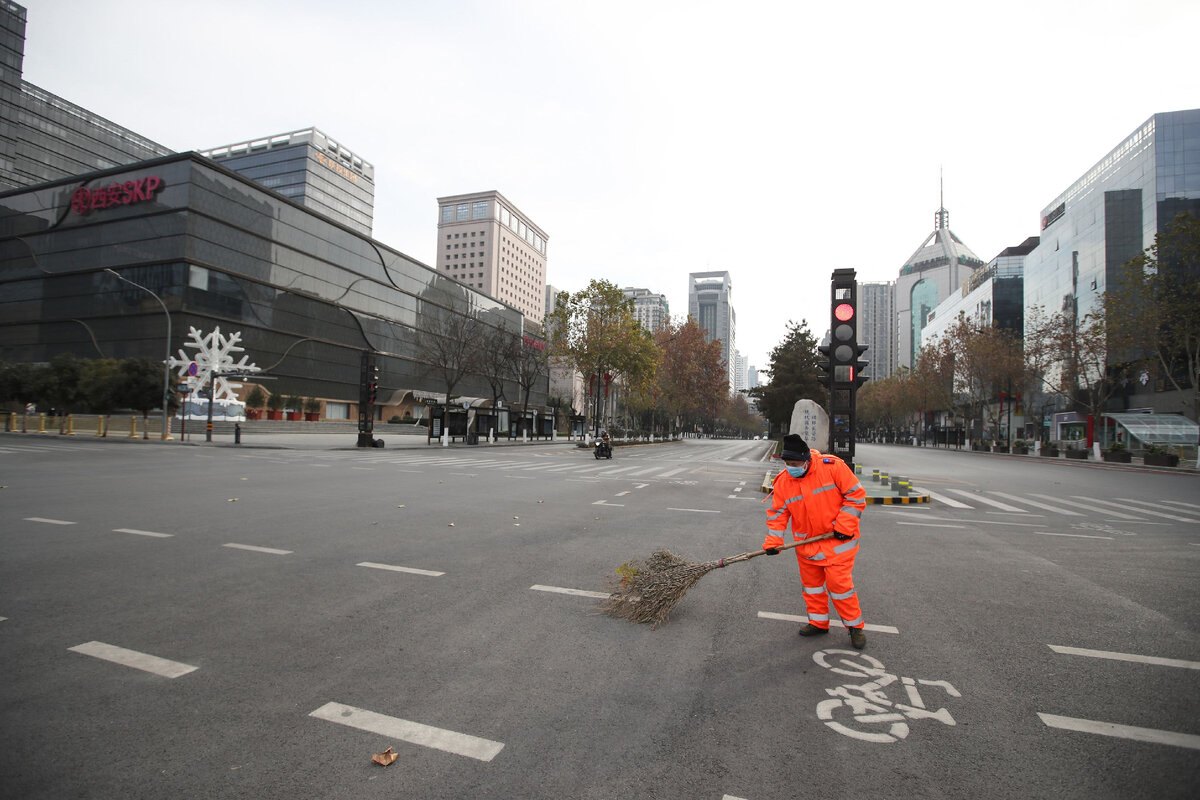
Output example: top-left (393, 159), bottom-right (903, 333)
top-left (1144, 452), bottom-right (1180, 467)
top-left (245, 410), bottom-right (261, 420)
top-left (304, 412), bottom-right (320, 421)
top-left (1102, 450), bottom-right (1132, 463)
top-left (267, 410), bottom-right (283, 420)
top-left (1064, 449), bottom-right (1088, 460)
top-left (1012, 446), bottom-right (1029, 455)
top-left (1039, 446), bottom-right (1059, 457)
top-left (286, 411), bottom-right (301, 421)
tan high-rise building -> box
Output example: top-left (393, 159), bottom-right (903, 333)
top-left (436, 190), bottom-right (548, 325)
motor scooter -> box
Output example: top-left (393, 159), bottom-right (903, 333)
top-left (594, 439), bottom-right (613, 459)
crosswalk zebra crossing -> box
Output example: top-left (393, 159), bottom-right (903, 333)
top-left (918, 487), bottom-right (1200, 523)
top-left (280, 451), bottom-right (716, 481)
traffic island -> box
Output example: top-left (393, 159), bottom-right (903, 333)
top-left (760, 468), bottom-right (929, 504)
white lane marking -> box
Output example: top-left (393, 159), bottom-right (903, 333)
top-left (1119, 498), bottom-right (1200, 519)
top-left (1032, 531), bottom-right (1112, 540)
top-left (1037, 713), bottom-right (1200, 751)
top-left (24, 517), bottom-right (76, 525)
top-left (757, 611), bottom-right (899, 634)
top-left (972, 520), bottom-right (1049, 527)
top-left (0, 616), bottom-right (7, 622)
top-left (1077, 497), bottom-right (1200, 523)
top-left (895, 522), bottom-right (967, 529)
top-left (531, 584), bottom-right (608, 599)
top-left (658, 467), bottom-right (690, 478)
top-left (628, 467), bottom-right (664, 477)
top-left (666, 507), bottom-right (721, 513)
top-left (223, 543), bottom-right (293, 555)
top-left (68, 641), bottom-right (197, 678)
top-left (113, 528), bottom-right (173, 538)
top-left (309, 702), bottom-right (504, 762)
top-left (988, 492), bottom-right (1084, 516)
top-left (357, 562), bottom-right (445, 577)
top-left (596, 466), bottom-right (644, 476)
top-left (947, 490), bottom-right (1025, 512)
top-left (1048, 644), bottom-right (1200, 671)
top-left (591, 500), bottom-right (625, 507)
top-left (920, 490), bottom-right (972, 508)
top-left (1029, 494), bottom-right (1145, 521)
top-left (723, 795), bottom-right (750, 800)
top-left (1162, 499), bottom-right (1200, 510)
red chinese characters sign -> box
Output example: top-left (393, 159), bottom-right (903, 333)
top-left (71, 175), bottom-right (164, 215)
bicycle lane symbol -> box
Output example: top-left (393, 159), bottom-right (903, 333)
top-left (813, 649), bottom-right (962, 743)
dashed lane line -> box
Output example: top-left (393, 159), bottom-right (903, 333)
top-left (895, 522), bottom-right (967, 529)
top-left (1037, 713), bottom-right (1200, 751)
top-left (667, 507), bottom-right (721, 513)
top-left (223, 543), bottom-right (293, 555)
top-left (757, 611), bottom-right (899, 634)
top-left (530, 584), bottom-right (608, 599)
top-left (68, 641), bottom-right (197, 678)
top-left (309, 702), bottom-right (505, 762)
top-left (23, 517), bottom-right (75, 525)
top-left (1048, 644), bottom-right (1200, 671)
top-left (1031, 531), bottom-right (1112, 540)
top-left (113, 528), bottom-right (173, 538)
top-left (357, 562), bottom-right (445, 577)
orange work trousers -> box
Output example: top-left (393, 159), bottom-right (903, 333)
top-left (797, 557), bottom-right (863, 629)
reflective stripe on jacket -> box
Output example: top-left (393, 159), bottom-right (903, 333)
top-left (762, 449), bottom-right (867, 563)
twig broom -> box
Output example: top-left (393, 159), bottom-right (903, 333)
top-left (600, 532), bottom-right (836, 628)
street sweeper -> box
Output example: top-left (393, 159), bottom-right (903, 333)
top-left (762, 434), bottom-right (869, 649)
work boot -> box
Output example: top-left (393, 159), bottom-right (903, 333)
top-left (848, 626), bottom-right (866, 650)
top-left (797, 624), bottom-right (829, 637)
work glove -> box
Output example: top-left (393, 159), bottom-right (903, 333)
top-left (762, 535), bottom-right (784, 554)
top-left (763, 547), bottom-right (779, 555)
top-left (832, 531), bottom-right (852, 541)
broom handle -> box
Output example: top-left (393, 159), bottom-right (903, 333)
top-left (716, 532), bottom-right (838, 568)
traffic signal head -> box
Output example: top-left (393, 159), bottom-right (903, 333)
top-left (817, 344), bottom-right (833, 388)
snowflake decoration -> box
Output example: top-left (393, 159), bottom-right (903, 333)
top-left (168, 326), bottom-right (262, 401)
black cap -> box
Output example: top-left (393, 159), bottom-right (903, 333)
top-left (781, 434), bottom-right (810, 461)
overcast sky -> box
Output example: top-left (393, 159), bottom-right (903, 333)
top-left (21, 0), bottom-right (1200, 374)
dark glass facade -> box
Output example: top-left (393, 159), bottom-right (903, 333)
top-left (0, 3), bottom-right (173, 193)
top-left (200, 129), bottom-right (375, 236)
top-left (0, 153), bottom-right (542, 407)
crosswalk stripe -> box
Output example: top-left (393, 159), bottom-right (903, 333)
top-left (1117, 498), bottom-right (1200, 520)
top-left (946, 490), bottom-right (1025, 511)
top-left (921, 490), bottom-right (973, 508)
top-left (1029, 494), bottom-right (1145, 520)
top-left (658, 467), bottom-right (691, 478)
top-left (1162, 500), bottom-right (1200, 510)
top-left (1072, 496), bottom-right (1199, 523)
top-left (1049, 644), bottom-right (1200, 670)
top-left (987, 492), bottom-right (1084, 516)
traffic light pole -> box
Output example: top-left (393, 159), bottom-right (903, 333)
top-left (357, 350), bottom-right (379, 448)
top-left (816, 268), bottom-right (869, 470)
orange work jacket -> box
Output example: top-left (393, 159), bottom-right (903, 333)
top-left (762, 450), bottom-right (867, 564)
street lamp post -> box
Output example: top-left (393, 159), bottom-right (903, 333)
top-left (104, 269), bottom-right (172, 440)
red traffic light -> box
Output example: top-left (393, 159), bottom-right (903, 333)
top-left (834, 302), bottom-right (855, 322)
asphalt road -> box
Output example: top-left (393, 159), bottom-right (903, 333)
top-left (1, 435), bottom-right (1197, 799)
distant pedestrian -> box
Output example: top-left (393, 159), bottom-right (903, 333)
top-left (762, 434), bottom-right (869, 649)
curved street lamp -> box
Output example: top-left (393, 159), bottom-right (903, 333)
top-left (103, 268), bottom-right (172, 440)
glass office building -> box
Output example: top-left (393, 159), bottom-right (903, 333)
top-left (0, 2), bottom-right (173, 193)
top-left (0, 152), bottom-right (539, 410)
top-left (1023, 109), bottom-right (1200, 413)
top-left (1025, 109), bottom-right (1200, 322)
top-left (199, 129), bottom-right (374, 236)
top-left (688, 271), bottom-right (736, 393)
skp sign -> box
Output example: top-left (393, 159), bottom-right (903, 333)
top-left (70, 175), bottom-right (164, 215)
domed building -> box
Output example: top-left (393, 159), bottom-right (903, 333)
top-left (895, 196), bottom-right (986, 369)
